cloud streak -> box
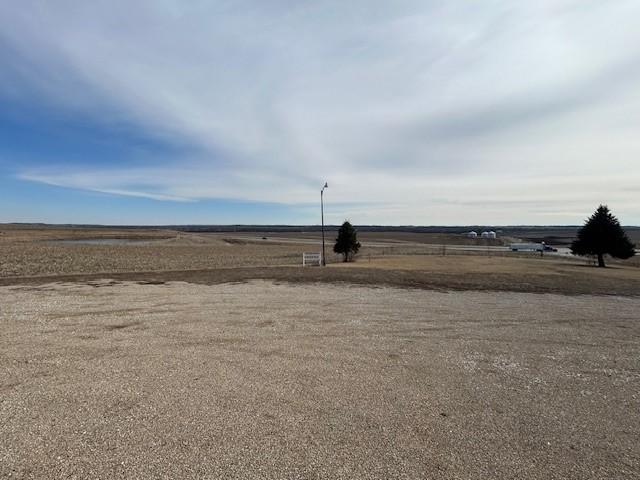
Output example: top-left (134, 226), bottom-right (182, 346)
top-left (1, 0), bottom-right (640, 224)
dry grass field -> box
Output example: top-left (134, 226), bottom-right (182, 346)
top-left (1, 225), bottom-right (639, 479)
top-left (0, 227), bottom-right (312, 278)
top-left (332, 254), bottom-right (640, 292)
top-left (1, 225), bottom-right (638, 295)
top-left (0, 226), bottom-right (511, 279)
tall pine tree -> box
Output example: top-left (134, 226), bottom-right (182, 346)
top-left (333, 221), bottom-right (361, 262)
top-left (571, 205), bottom-right (635, 267)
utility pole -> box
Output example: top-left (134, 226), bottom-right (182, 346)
top-left (321, 182), bottom-right (328, 266)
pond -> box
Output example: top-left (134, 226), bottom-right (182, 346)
top-left (48, 238), bottom-right (167, 246)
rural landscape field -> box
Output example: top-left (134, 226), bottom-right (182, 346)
top-left (2, 224), bottom-right (639, 478)
top-left (3, 2), bottom-right (640, 478)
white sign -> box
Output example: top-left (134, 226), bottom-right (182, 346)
top-left (302, 252), bottom-right (322, 266)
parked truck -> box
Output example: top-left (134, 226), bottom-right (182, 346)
top-left (510, 242), bottom-right (557, 252)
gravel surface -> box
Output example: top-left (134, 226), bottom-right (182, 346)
top-left (1, 280), bottom-right (639, 479)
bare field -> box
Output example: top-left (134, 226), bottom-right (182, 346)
top-left (1, 226), bottom-right (639, 295)
top-left (225, 230), bottom-right (513, 246)
top-left (0, 227), bottom-right (508, 279)
top-left (0, 228), bottom-right (311, 278)
top-left (2, 280), bottom-right (639, 479)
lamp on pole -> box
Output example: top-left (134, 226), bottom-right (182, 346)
top-left (321, 182), bottom-right (328, 266)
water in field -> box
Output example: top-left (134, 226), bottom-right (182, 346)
top-left (49, 238), bottom-right (165, 246)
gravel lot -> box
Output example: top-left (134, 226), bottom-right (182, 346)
top-left (2, 280), bottom-right (639, 479)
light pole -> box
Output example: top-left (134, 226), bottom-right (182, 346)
top-left (321, 182), bottom-right (328, 266)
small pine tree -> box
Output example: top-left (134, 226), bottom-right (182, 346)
top-left (571, 205), bottom-right (635, 267)
top-left (333, 221), bottom-right (361, 262)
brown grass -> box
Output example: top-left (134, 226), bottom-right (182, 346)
top-left (1, 226), bottom-right (638, 296)
top-left (336, 254), bottom-right (640, 277)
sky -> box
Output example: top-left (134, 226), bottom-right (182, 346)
top-left (1, 1), bottom-right (639, 226)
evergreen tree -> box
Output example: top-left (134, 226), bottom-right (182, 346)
top-left (333, 221), bottom-right (361, 262)
top-left (571, 205), bottom-right (635, 267)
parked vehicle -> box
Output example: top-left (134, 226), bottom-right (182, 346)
top-left (510, 242), bottom-right (557, 252)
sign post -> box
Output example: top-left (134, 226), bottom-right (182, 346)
top-left (303, 252), bottom-right (322, 266)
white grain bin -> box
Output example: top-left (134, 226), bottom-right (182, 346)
top-left (487, 231), bottom-right (497, 239)
top-left (481, 231), bottom-right (490, 238)
top-left (467, 231), bottom-right (478, 238)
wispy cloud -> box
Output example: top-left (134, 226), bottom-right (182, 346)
top-left (1, 1), bottom-right (640, 224)
top-left (17, 173), bottom-right (193, 202)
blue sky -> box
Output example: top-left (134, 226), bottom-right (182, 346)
top-left (1, 1), bottom-right (639, 225)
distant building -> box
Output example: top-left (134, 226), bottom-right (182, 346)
top-left (481, 230), bottom-right (497, 239)
top-left (467, 231), bottom-right (478, 238)
top-left (481, 231), bottom-right (490, 238)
